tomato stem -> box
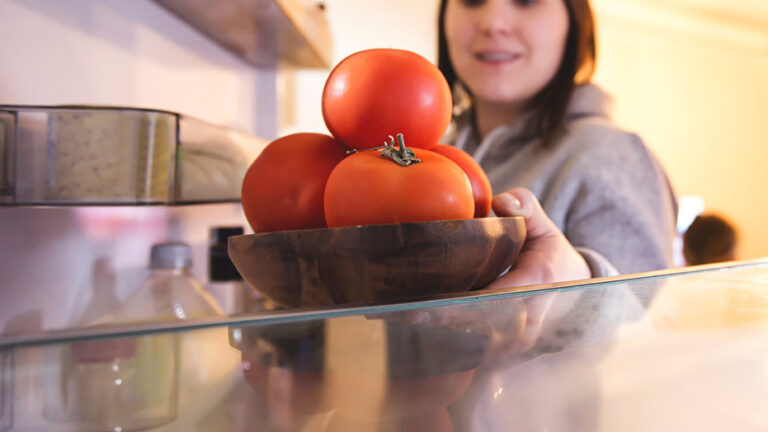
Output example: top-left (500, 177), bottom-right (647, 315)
top-left (346, 134), bottom-right (421, 166)
top-left (381, 134), bottom-right (421, 166)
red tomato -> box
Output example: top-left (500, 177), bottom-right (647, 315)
top-left (322, 49), bottom-right (452, 150)
top-left (431, 145), bottom-right (493, 218)
top-left (241, 133), bottom-right (348, 233)
top-left (323, 137), bottom-right (474, 228)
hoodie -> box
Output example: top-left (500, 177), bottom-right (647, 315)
top-left (447, 84), bottom-right (678, 281)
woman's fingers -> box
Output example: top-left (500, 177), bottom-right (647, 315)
top-left (487, 188), bottom-right (590, 290)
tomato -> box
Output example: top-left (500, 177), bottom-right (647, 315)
top-left (322, 49), bottom-right (452, 150)
top-left (431, 145), bottom-right (493, 218)
top-left (241, 133), bottom-right (348, 233)
top-left (323, 135), bottom-right (474, 228)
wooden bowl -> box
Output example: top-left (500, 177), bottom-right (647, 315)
top-left (228, 217), bottom-right (525, 308)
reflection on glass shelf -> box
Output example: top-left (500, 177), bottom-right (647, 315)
top-left (43, 335), bottom-right (178, 431)
top-left (2, 261), bottom-right (768, 430)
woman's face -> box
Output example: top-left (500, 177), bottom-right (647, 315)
top-left (444, 0), bottom-right (570, 108)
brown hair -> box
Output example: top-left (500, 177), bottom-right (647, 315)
top-left (683, 213), bottom-right (738, 265)
top-left (437, 0), bottom-right (597, 146)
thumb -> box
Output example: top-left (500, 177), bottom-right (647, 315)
top-left (492, 188), bottom-right (559, 240)
top-left (487, 187), bottom-right (591, 290)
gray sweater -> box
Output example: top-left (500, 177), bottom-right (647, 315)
top-left (448, 84), bottom-right (678, 278)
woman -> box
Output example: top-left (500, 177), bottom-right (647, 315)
top-left (438, 0), bottom-right (678, 290)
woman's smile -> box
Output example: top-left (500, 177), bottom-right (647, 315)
top-left (444, 0), bottom-right (569, 106)
top-left (474, 50), bottom-right (523, 65)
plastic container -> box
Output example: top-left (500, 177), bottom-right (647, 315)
top-left (0, 105), bottom-right (266, 205)
top-left (117, 241), bottom-right (225, 321)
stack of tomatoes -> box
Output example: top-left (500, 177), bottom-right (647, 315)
top-left (242, 49), bottom-right (492, 233)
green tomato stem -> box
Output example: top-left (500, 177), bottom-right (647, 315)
top-left (346, 134), bottom-right (421, 166)
top-left (382, 133), bottom-right (421, 166)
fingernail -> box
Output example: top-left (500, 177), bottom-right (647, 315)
top-left (496, 193), bottom-right (521, 210)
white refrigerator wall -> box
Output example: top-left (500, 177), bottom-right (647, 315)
top-left (277, 0), bottom-right (440, 136)
top-left (0, 0), bottom-right (274, 332)
top-left (0, 0), bottom-right (276, 137)
top-left (591, 0), bottom-right (768, 261)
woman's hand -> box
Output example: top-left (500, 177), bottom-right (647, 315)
top-left (488, 188), bottom-right (591, 290)
top-left (485, 188), bottom-right (591, 353)
top-left (365, 189), bottom-right (591, 356)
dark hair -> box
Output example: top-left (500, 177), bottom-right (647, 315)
top-left (682, 213), bottom-right (738, 265)
top-left (437, 0), bottom-right (597, 146)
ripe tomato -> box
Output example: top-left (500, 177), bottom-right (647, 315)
top-left (241, 133), bottom-right (348, 233)
top-left (323, 135), bottom-right (474, 228)
top-left (431, 145), bottom-right (493, 218)
top-left (322, 49), bottom-right (452, 150)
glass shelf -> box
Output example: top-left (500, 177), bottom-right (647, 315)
top-left (0, 105), bottom-right (267, 206)
top-left (3, 260), bottom-right (768, 431)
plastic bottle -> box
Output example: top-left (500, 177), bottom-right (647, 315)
top-left (44, 241), bottom-right (224, 431)
top-left (118, 241), bottom-right (224, 321)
